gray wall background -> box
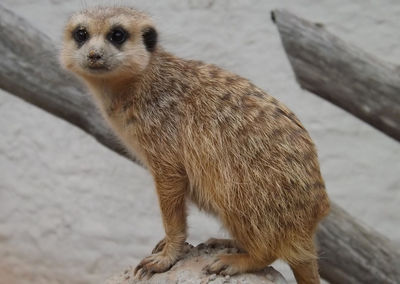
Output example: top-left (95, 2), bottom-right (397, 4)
top-left (0, 0), bottom-right (399, 283)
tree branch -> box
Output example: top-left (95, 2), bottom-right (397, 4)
top-left (271, 9), bottom-right (400, 142)
top-left (1, 4), bottom-right (399, 283)
top-left (318, 204), bottom-right (400, 284)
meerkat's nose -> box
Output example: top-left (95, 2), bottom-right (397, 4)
top-left (88, 50), bottom-right (102, 61)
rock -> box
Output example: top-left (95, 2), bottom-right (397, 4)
top-left (105, 243), bottom-right (287, 284)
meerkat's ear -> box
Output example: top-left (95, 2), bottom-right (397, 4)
top-left (142, 26), bottom-right (158, 52)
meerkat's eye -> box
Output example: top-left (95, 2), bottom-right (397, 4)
top-left (73, 28), bottom-right (89, 45)
top-left (108, 28), bottom-right (128, 45)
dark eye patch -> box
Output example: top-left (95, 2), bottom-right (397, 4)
top-left (107, 27), bottom-right (128, 46)
top-left (142, 27), bottom-right (157, 52)
top-left (72, 27), bottom-right (89, 47)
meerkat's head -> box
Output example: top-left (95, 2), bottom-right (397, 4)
top-left (60, 6), bottom-right (158, 79)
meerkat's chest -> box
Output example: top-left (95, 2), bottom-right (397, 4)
top-left (106, 110), bottom-right (149, 166)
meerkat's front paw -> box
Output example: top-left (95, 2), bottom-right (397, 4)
top-left (134, 252), bottom-right (177, 280)
top-left (153, 239), bottom-right (194, 254)
top-left (135, 239), bottom-right (192, 280)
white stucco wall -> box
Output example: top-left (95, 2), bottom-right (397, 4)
top-left (0, 0), bottom-right (399, 283)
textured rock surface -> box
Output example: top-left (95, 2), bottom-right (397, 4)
top-left (0, 1), bottom-right (400, 284)
top-left (106, 244), bottom-right (287, 284)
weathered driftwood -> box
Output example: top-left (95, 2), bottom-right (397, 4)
top-left (1, 3), bottom-right (399, 283)
top-left (272, 9), bottom-right (400, 142)
top-left (318, 204), bottom-right (400, 284)
top-left (106, 244), bottom-right (287, 284)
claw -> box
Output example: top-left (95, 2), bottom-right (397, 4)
top-left (134, 267), bottom-right (144, 280)
top-left (220, 267), bottom-right (229, 276)
top-left (134, 263), bottom-right (142, 275)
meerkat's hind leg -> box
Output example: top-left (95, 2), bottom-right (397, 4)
top-left (290, 259), bottom-right (320, 284)
top-left (203, 252), bottom-right (276, 276)
top-left (198, 238), bottom-right (242, 250)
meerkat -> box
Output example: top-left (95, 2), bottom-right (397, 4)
top-left (60, 6), bottom-right (330, 283)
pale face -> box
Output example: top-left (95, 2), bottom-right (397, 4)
top-left (60, 7), bottom-right (157, 79)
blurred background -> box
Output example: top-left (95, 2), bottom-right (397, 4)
top-left (0, 0), bottom-right (399, 283)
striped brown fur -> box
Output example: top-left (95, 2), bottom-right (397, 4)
top-left (60, 6), bottom-right (330, 283)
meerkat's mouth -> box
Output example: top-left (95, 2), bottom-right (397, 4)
top-left (86, 64), bottom-right (112, 73)
top-left (88, 65), bottom-right (108, 70)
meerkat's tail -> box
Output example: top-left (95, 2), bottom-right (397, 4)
top-left (290, 258), bottom-right (320, 284)
top-left (283, 239), bottom-right (320, 284)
